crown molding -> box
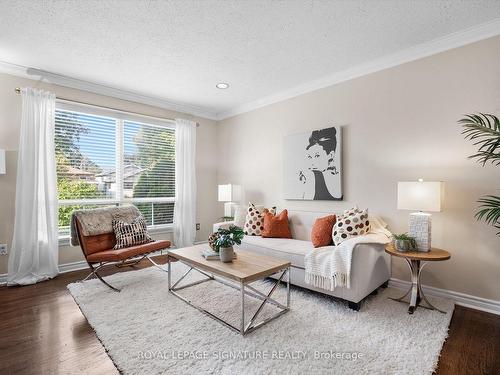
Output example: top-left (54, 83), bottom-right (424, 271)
top-left (0, 61), bottom-right (218, 120)
top-left (216, 18), bottom-right (500, 120)
top-left (2, 17), bottom-right (500, 122)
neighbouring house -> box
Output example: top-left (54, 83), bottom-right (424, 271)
top-left (59, 166), bottom-right (97, 183)
top-left (96, 164), bottom-right (144, 197)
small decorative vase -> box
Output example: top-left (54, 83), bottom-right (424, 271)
top-left (394, 239), bottom-right (416, 252)
top-left (219, 246), bottom-right (234, 263)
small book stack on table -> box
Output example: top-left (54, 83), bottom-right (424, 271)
top-left (201, 248), bottom-right (237, 260)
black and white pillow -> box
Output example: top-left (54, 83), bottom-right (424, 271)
top-left (332, 207), bottom-right (370, 245)
top-left (244, 203), bottom-right (276, 236)
top-left (113, 216), bottom-right (153, 249)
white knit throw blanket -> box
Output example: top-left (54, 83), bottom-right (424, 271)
top-left (304, 229), bottom-right (392, 291)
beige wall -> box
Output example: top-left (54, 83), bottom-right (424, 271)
top-left (0, 72), bottom-right (218, 275)
top-left (1, 36), bottom-right (499, 301)
top-left (217, 36), bottom-right (500, 301)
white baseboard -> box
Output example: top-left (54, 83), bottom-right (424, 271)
top-left (0, 251), bottom-right (166, 285)
top-left (0, 242), bottom-right (208, 285)
top-left (0, 262), bottom-right (93, 285)
top-left (389, 278), bottom-right (500, 316)
top-left (57, 259), bottom-right (91, 274)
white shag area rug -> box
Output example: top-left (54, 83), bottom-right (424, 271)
top-left (68, 264), bottom-right (454, 375)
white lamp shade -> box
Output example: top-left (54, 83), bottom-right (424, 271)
top-left (218, 184), bottom-right (241, 202)
top-left (0, 149), bottom-right (5, 174)
top-left (397, 181), bottom-right (443, 212)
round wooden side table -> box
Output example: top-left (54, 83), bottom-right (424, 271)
top-left (385, 243), bottom-right (451, 314)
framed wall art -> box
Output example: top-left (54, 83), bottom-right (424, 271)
top-left (283, 126), bottom-right (342, 200)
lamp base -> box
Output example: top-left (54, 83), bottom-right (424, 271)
top-left (408, 212), bottom-right (431, 251)
top-left (224, 202), bottom-right (235, 218)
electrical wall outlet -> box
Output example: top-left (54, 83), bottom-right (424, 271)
top-left (0, 244), bottom-right (7, 255)
top-left (196, 223), bottom-right (200, 231)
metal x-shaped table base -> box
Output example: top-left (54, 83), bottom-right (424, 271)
top-left (168, 260), bottom-right (290, 335)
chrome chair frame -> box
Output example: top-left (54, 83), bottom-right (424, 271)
top-left (82, 252), bottom-right (169, 292)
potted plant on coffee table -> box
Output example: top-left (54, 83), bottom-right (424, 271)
top-left (214, 225), bottom-right (244, 262)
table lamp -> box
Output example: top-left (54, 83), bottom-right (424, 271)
top-left (0, 149), bottom-right (5, 174)
top-left (397, 180), bottom-right (443, 251)
top-left (218, 184), bottom-right (241, 218)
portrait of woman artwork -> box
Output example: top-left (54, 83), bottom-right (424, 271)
top-left (283, 126), bottom-right (342, 200)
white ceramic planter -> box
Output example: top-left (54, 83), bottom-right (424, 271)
top-left (219, 246), bottom-right (234, 262)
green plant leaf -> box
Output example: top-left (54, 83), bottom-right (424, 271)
top-left (474, 195), bottom-right (500, 235)
top-left (459, 113), bottom-right (500, 166)
top-left (214, 225), bottom-right (245, 247)
top-left (459, 114), bottom-right (500, 236)
top-left (392, 233), bottom-right (416, 241)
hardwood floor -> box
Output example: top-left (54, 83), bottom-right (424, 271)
top-left (0, 256), bottom-right (498, 375)
top-left (436, 306), bottom-right (500, 375)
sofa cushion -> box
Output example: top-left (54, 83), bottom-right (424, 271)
top-left (240, 235), bottom-right (321, 268)
top-left (311, 214), bottom-right (336, 247)
top-left (262, 209), bottom-right (292, 238)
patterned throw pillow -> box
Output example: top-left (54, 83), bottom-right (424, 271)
top-left (332, 207), bottom-right (370, 245)
top-left (113, 216), bottom-right (153, 249)
top-left (244, 203), bottom-right (276, 236)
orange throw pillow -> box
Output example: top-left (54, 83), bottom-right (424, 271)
top-left (311, 215), bottom-right (336, 248)
top-left (262, 209), bottom-right (292, 238)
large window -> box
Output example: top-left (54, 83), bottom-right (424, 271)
top-left (55, 104), bottom-right (175, 236)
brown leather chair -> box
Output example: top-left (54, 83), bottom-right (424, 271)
top-left (74, 216), bottom-right (171, 292)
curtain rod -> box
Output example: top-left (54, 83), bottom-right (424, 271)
top-left (14, 87), bottom-right (199, 127)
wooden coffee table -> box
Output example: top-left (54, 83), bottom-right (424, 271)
top-left (385, 243), bottom-right (451, 314)
top-left (167, 244), bottom-right (291, 335)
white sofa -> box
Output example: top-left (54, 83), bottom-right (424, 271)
top-left (213, 209), bottom-right (390, 310)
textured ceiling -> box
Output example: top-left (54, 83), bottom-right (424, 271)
top-left (1, 0), bottom-right (500, 118)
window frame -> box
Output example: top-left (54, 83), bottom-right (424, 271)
top-left (55, 101), bottom-right (176, 242)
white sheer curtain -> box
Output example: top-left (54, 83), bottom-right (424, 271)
top-left (8, 88), bottom-right (59, 285)
top-left (173, 118), bottom-right (197, 248)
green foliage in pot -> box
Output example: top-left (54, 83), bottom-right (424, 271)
top-left (214, 225), bottom-right (244, 252)
top-left (217, 216), bottom-right (235, 222)
top-left (459, 113), bottom-right (500, 235)
top-left (392, 233), bottom-right (417, 251)
top-left (393, 233), bottom-right (416, 241)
